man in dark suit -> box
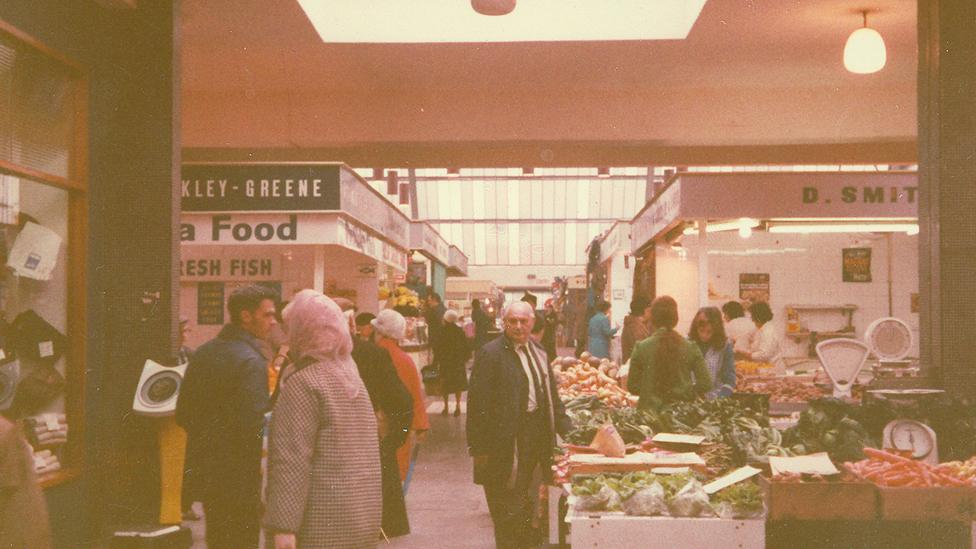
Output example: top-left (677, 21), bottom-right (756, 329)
top-left (176, 285), bottom-right (276, 549)
top-left (467, 301), bottom-right (572, 549)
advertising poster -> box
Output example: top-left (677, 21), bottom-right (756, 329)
top-left (739, 273), bottom-right (770, 303)
top-left (842, 248), bottom-right (872, 282)
top-left (197, 282), bottom-right (225, 325)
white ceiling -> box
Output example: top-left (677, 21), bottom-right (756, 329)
top-left (181, 0), bottom-right (917, 165)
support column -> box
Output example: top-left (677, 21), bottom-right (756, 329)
top-left (918, 0), bottom-right (976, 395)
top-left (697, 220), bottom-right (709, 309)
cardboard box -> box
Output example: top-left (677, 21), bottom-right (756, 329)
top-left (568, 512), bottom-right (764, 548)
top-left (878, 486), bottom-right (976, 521)
top-left (761, 476), bottom-right (878, 520)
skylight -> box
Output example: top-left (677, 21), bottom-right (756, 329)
top-left (296, 0), bottom-right (708, 44)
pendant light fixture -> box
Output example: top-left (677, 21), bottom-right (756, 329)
top-left (471, 0), bottom-right (516, 16)
top-left (844, 10), bottom-right (886, 74)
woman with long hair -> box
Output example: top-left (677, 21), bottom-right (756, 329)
top-left (628, 296), bottom-right (712, 409)
top-left (688, 307), bottom-right (736, 398)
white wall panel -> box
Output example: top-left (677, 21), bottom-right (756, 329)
top-left (543, 223), bottom-right (555, 265)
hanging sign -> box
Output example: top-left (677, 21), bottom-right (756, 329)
top-left (739, 273), bottom-right (770, 303)
top-left (180, 249), bottom-right (280, 281)
top-left (448, 245), bottom-right (469, 276)
top-left (197, 282), bottom-right (225, 325)
top-left (410, 222), bottom-right (451, 266)
top-left (842, 248), bottom-right (873, 282)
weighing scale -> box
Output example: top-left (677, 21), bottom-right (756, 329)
top-left (864, 317), bottom-right (918, 377)
top-left (883, 419), bottom-right (939, 465)
top-left (815, 338), bottom-right (870, 399)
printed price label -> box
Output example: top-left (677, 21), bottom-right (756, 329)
top-left (0, 350), bottom-right (6, 361)
top-left (39, 341), bottom-right (54, 358)
top-left (44, 413), bottom-right (60, 432)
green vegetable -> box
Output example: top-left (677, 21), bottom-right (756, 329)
top-left (712, 482), bottom-right (764, 513)
top-left (783, 398), bottom-right (874, 462)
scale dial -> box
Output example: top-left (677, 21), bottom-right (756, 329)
top-left (887, 420), bottom-right (936, 459)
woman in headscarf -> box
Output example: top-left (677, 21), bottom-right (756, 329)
top-left (435, 309), bottom-right (471, 417)
top-left (372, 309), bottom-right (431, 482)
top-left (263, 290), bottom-right (381, 549)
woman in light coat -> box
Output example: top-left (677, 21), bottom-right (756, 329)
top-left (264, 290), bottom-right (381, 549)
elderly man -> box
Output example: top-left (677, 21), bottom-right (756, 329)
top-left (467, 301), bottom-right (572, 549)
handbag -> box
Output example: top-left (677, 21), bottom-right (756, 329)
top-left (420, 364), bottom-right (443, 396)
top-left (12, 363), bottom-right (65, 415)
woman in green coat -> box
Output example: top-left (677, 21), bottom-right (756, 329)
top-left (628, 296), bottom-right (712, 410)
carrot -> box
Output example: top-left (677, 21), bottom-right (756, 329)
top-left (864, 447), bottom-right (913, 464)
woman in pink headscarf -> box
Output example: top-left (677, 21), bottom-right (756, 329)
top-left (263, 290), bottom-right (381, 549)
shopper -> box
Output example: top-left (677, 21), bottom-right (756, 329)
top-left (334, 304), bottom-right (415, 538)
top-left (467, 301), bottom-right (572, 549)
top-left (621, 296), bottom-right (652, 364)
top-left (628, 296), bottom-right (712, 410)
top-left (688, 307), bottom-right (736, 398)
top-left (437, 310), bottom-right (471, 417)
top-left (176, 285), bottom-right (276, 549)
top-left (586, 301), bottom-right (617, 359)
top-left (176, 316), bottom-right (202, 522)
top-left (0, 416), bottom-right (51, 548)
top-left (264, 290), bottom-right (381, 549)
top-left (722, 301), bottom-right (755, 354)
top-left (744, 301), bottom-right (784, 370)
top-left (355, 312), bottom-right (376, 342)
top-left (540, 300), bottom-right (559, 365)
top-left (424, 292), bottom-right (447, 345)
top-left (471, 299), bottom-right (492, 351)
top-left (373, 309), bottom-right (431, 481)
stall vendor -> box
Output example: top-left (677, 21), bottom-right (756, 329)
top-left (740, 301), bottom-right (783, 371)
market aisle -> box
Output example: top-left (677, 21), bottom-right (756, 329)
top-left (387, 399), bottom-right (495, 549)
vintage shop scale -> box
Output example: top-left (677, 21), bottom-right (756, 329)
top-left (864, 317), bottom-right (943, 465)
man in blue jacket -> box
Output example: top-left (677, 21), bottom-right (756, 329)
top-left (176, 285), bottom-right (277, 549)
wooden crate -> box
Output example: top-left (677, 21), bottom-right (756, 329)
top-left (568, 512), bottom-right (764, 549)
top-left (760, 476), bottom-right (878, 520)
top-left (878, 486), bottom-right (976, 521)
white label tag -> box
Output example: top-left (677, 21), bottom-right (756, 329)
top-left (38, 341), bottom-right (54, 358)
top-left (44, 413), bottom-right (60, 432)
top-left (0, 350), bottom-right (5, 361)
top-left (703, 465), bottom-right (762, 495)
top-left (33, 456), bottom-right (45, 469)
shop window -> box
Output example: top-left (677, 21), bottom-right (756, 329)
top-left (0, 25), bottom-right (87, 489)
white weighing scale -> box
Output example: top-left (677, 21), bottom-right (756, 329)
top-left (865, 317), bottom-right (917, 375)
top-left (882, 419), bottom-right (939, 465)
top-left (815, 338), bottom-right (870, 399)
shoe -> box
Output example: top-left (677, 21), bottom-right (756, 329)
top-left (441, 406), bottom-right (449, 416)
top-left (182, 510), bottom-right (201, 521)
top-left (453, 408), bottom-right (461, 417)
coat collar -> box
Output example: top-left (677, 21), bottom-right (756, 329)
top-left (219, 323), bottom-right (270, 359)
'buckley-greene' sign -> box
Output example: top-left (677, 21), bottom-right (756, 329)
top-left (182, 164), bottom-right (341, 212)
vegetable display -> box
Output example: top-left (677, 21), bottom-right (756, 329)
top-left (736, 377), bottom-right (824, 403)
top-left (570, 472), bottom-right (763, 519)
top-left (936, 457), bottom-right (976, 483)
top-left (735, 361), bottom-right (774, 376)
top-left (844, 447), bottom-right (974, 487)
top-left (563, 405), bottom-right (659, 446)
top-left (554, 355), bottom-right (636, 408)
top-left (783, 398), bottom-right (874, 462)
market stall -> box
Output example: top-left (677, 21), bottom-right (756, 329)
top-left (629, 171), bottom-right (922, 410)
top-left (546, 342), bottom-right (976, 548)
top-left (180, 162), bottom-right (410, 347)
top-left (592, 222), bottom-right (632, 360)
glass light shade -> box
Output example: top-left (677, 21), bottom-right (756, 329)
top-left (844, 27), bottom-right (887, 74)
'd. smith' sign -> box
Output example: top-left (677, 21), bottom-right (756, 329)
top-left (182, 164), bottom-right (341, 212)
top-left (631, 172), bottom-right (918, 252)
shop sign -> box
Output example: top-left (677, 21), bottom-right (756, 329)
top-left (739, 273), bottom-right (770, 303)
top-left (181, 214), bottom-right (303, 244)
top-left (339, 217), bottom-right (382, 260)
top-left (382, 241), bottom-right (409, 272)
top-left (449, 245), bottom-right (469, 275)
top-left (182, 164), bottom-right (341, 212)
top-left (842, 248), bottom-right (872, 283)
top-left (599, 223), bottom-right (630, 263)
top-left (197, 282), bottom-right (225, 325)
top-left (410, 222), bottom-right (451, 265)
top-left (631, 181), bottom-right (682, 253)
top-left (180, 251), bottom-right (280, 281)
top-left (630, 172), bottom-right (918, 251)
top-left (678, 172), bottom-right (918, 219)
top-left (340, 169), bottom-right (410, 249)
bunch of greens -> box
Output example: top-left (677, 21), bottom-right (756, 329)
top-left (783, 398), bottom-right (874, 462)
top-left (711, 482), bottom-right (764, 514)
top-left (564, 406), bottom-right (661, 445)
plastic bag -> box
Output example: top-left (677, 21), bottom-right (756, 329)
top-left (575, 485), bottom-right (616, 512)
top-left (667, 479), bottom-right (714, 518)
top-left (622, 481), bottom-right (668, 516)
top-left (713, 501), bottom-right (765, 520)
top-left (590, 423), bottom-right (627, 457)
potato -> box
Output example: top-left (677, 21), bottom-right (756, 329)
top-left (580, 352), bottom-right (592, 361)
